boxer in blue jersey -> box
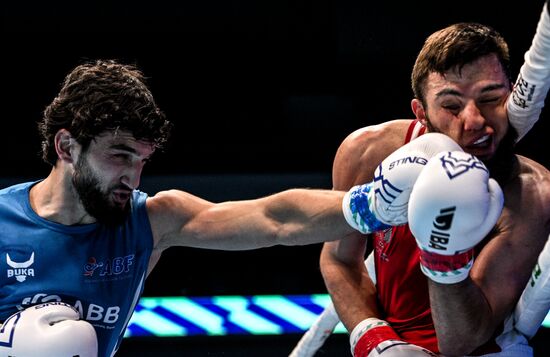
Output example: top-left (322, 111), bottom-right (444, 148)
top-left (0, 59), bottom-right (456, 356)
top-left (0, 59), bottom-right (374, 357)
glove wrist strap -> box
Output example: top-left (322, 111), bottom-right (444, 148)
top-left (419, 248), bottom-right (474, 284)
top-left (350, 318), bottom-right (401, 357)
top-left (343, 183), bottom-right (391, 234)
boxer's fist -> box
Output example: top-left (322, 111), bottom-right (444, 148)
top-left (350, 318), bottom-right (437, 357)
top-left (0, 302), bottom-right (98, 357)
top-left (343, 133), bottom-right (461, 234)
top-left (409, 151), bottom-right (504, 283)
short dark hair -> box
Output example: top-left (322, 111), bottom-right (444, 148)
top-left (411, 23), bottom-right (511, 105)
top-left (39, 59), bottom-right (172, 165)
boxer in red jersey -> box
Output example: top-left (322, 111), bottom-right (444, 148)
top-left (320, 4), bottom-right (550, 356)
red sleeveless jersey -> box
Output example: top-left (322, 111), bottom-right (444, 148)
top-left (372, 119), bottom-right (439, 351)
top-left (372, 120), bottom-right (502, 354)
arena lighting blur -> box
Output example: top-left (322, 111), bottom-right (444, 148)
top-left (124, 294), bottom-right (347, 337)
top-left (124, 294), bottom-right (550, 338)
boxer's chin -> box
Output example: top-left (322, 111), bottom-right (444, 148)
top-left (95, 198), bottom-right (131, 226)
top-left (72, 157), bottom-right (131, 226)
top-left (78, 185), bottom-right (131, 226)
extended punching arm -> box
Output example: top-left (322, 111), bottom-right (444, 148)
top-left (343, 133), bottom-right (461, 234)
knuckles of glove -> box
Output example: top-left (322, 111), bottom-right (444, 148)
top-left (408, 150), bottom-right (504, 255)
top-left (0, 302), bottom-right (98, 357)
top-left (372, 133), bottom-right (462, 225)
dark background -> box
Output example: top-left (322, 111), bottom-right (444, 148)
top-left (3, 0), bottom-right (550, 355)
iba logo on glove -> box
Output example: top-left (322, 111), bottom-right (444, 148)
top-left (430, 207), bottom-right (456, 251)
top-left (439, 152), bottom-right (487, 179)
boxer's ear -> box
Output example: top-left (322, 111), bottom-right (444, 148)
top-left (54, 129), bottom-right (75, 163)
top-left (411, 98), bottom-right (427, 126)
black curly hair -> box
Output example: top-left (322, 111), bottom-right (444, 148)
top-left (39, 59), bottom-right (172, 165)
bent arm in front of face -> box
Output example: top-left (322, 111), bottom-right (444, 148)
top-left (429, 171), bottom-right (550, 355)
top-left (146, 188), bottom-right (357, 251)
top-left (428, 229), bottom-right (539, 355)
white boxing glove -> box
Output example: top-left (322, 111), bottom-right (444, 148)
top-left (350, 318), bottom-right (437, 357)
top-left (343, 132), bottom-right (461, 234)
top-left (409, 151), bottom-right (504, 284)
top-left (0, 302), bottom-right (98, 357)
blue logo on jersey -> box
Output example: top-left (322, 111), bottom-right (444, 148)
top-left (84, 257), bottom-right (102, 277)
top-left (84, 255), bottom-right (135, 277)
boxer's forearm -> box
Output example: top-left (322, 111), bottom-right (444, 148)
top-left (428, 278), bottom-right (496, 355)
top-left (323, 269), bottom-right (379, 332)
top-left (514, 236), bottom-right (550, 338)
top-left (320, 245), bottom-right (379, 331)
top-left (508, 1), bottom-right (550, 141)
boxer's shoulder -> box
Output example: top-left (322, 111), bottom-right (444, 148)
top-left (334, 120), bottom-right (413, 184)
top-left (505, 156), bottom-right (550, 230)
top-left (505, 155), bottom-right (550, 209)
top-left (342, 120), bottom-right (413, 149)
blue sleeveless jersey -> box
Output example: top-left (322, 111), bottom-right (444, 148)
top-left (0, 181), bottom-right (154, 357)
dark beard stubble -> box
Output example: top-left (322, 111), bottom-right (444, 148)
top-left (72, 153), bottom-right (131, 226)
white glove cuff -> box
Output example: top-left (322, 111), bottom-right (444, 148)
top-left (349, 318), bottom-right (390, 355)
top-left (342, 183), bottom-right (390, 234)
top-left (419, 260), bottom-right (472, 284)
top-left (418, 247), bottom-right (475, 284)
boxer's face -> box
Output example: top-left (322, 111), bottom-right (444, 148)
top-left (72, 131), bottom-right (155, 225)
top-left (414, 54), bottom-right (511, 162)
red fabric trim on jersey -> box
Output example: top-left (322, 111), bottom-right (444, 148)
top-left (353, 326), bottom-right (401, 357)
top-left (419, 249), bottom-right (474, 272)
top-left (404, 119), bottom-right (427, 144)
